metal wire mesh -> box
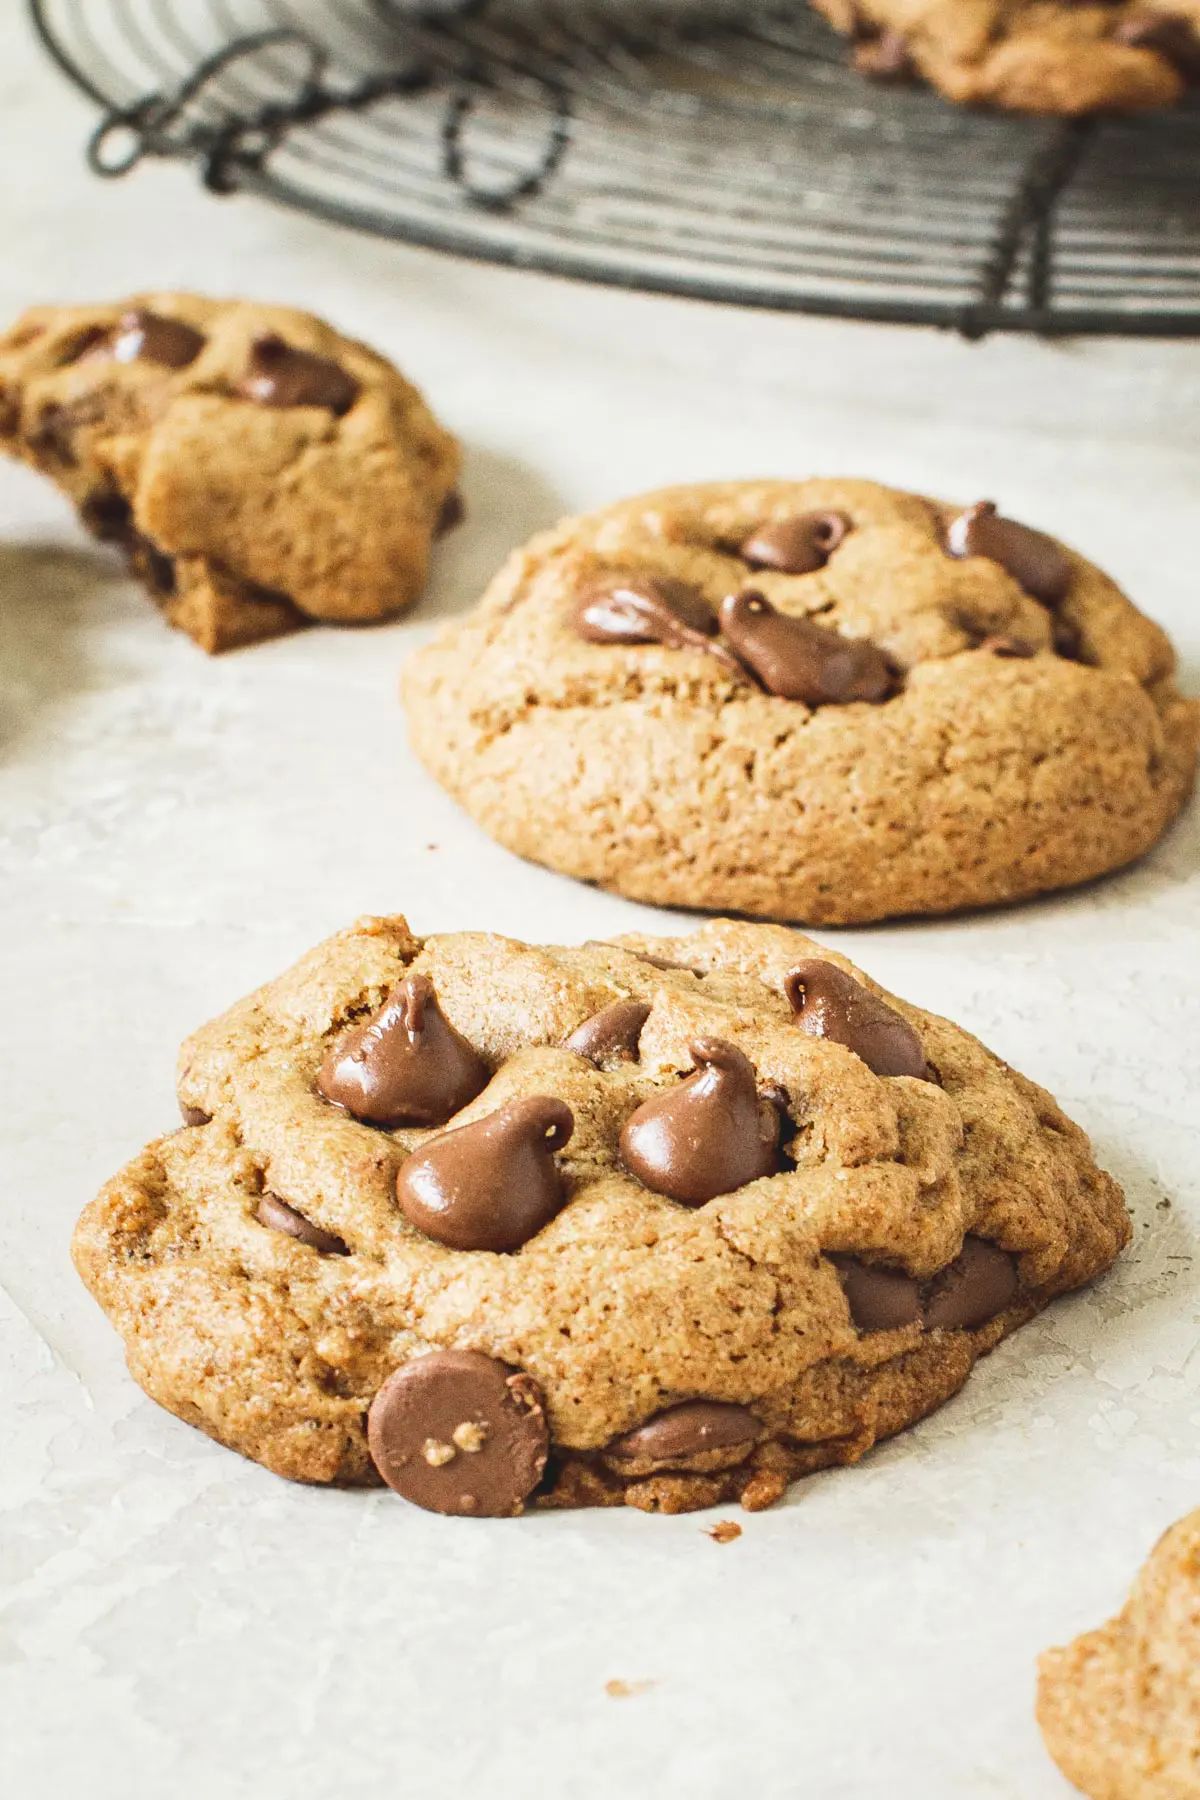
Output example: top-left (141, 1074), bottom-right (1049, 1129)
top-left (28, 0), bottom-right (1200, 335)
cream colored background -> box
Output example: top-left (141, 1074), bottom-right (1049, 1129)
top-left (2, 12), bottom-right (1198, 1797)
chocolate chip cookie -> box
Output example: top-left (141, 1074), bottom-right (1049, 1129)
top-left (1038, 1508), bottom-right (1200, 1797)
top-left (0, 295), bottom-right (460, 652)
top-left (402, 479), bottom-right (1199, 926)
top-left (73, 913), bottom-right (1130, 1517)
top-left (812, 1), bottom-right (1200, 114)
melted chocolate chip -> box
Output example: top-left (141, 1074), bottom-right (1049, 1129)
top-left (178, 1102), bottom-right (211, 1127)
top-left (367, 1350), bottom-right (548, 1516)
top-left (923, 1236), bottom-right (1019, 1331)
top-left (255, 1193), bottom-right (349, 1256)
top-left (107, 309), bottom-right (205, 370)
top-left (619, 1038), bottom-right (780, 1206)
top-left (317, 975), bottom-right (488, 1129)
top-left (607, 1400), bottom-right (762, 1464)
top-left (946, 502), bottom-right (1071, 607)
top-left (574, 573), bottom-right (718, 648)
top-left (396, 1097), bottom-right (574, 1252)
top-left (785, 960), bottom-right (930, 1081)
top-left (236, 334), bottom-right (359, 414)
top-left (832, 1256), bottom-right (923, 1332)
top-left (562, 998), bottom-right (651, 1067)
top-left (719, 591), bottom-right (893, 705)
top-left (740, 511), bottom-right (851, 575)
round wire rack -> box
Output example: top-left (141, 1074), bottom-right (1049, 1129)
top-left (29, 0), bottom-right (1200, 337)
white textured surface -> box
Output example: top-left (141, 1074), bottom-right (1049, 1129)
top-left (2, 13), bottom-right (1199, 1797)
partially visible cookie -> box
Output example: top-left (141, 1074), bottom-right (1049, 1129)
top-left (812, 1), bottom-right (1200, 114)
top-left (401, 478), bottom-right (1199, 926)
top-left (72, 912), bottom-right (1130, 1516)
top-left (1038, 1508), bottom-right (1200, 1797)
top-left (0, 295), bottom-right (460, 652)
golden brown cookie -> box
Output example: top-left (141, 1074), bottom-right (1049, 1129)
top-left (1038, 1508), bottom-right (1200, 1797)
top-left (402, 479), bottom-right (1199, 926)
top-left (73, 913), bottom-right (1130, 1517)
top-left (0, 295), bottom-right (460, 652)
top-left (812, 1), bottom-right (1200, 114)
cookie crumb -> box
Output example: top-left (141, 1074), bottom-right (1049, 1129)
top-left (452, 1421), bottom-right (487, 1453)
top-left (605, 1679), bottom-right (655, 1699)
top-left (705, 1520), bottom-right (742, 1544)
top-left (422, 1438), bottom-right (456, 1467)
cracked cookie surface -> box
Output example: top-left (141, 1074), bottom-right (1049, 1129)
top-left (1038, 1508), bottom-right (1200, 1798)
top-left (812, 1), bottom-right (1200, 114)
top-left (0, 294), bottom-right (460, 652)
top-left (402, 478), bottom-right (1199, 926)
top-left (73, 913), bottom-right (1130, 1516)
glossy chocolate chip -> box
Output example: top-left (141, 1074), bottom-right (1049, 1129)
top-left (236, 333), bottom-right (359, 414)
top-left (740, 510), bottom-right (851, 575)
top-left (574, 573), bottom-right (717, 648)
top-left (946, 502), bottom-right (1071, 607)
top-left (619, 1038), bottom-right (780, 1206)
top-left (923, 1236), bottom-right (1019, 1331)
top-left (255, 1193), bottom-right (349, 1256)
top-left (108, 309), bottom-right (205, 369)
top-left (396, 1096), bottom-right (573, 1252)
top-left (562, 998), bottom-right (651, 1066)
top-left (832, 1256), bottom-right (923, 1332)
top-left (607, 1400), bottom-right (762, 1463)
top-left (719, 591), bottom-right (893, 705)
top-left (785, 960), bottom-right (930, 1081)
top-left (178, 1102), bottom-right (211, 1127)
top-left (316, 975), bottom-right (488, 1129)
top-left (367, 1350), bottom-right (549, 1516)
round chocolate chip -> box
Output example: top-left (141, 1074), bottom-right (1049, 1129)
top-left (109, 309), bottom-right (205, 370)
top-left (607, 1400), bottom-right (762, 1465)
top-left (923, 1236), bottom-right (1019, 1331)
top-left (719, 591), bottom-right (893, 705)
top-left (562, 998), bottom-right (652, 1067)
top-left (317, 975), bottom-right (489, 1129)
top-left (236, 333), bottom-right (359, 414)
top-left (832, 1256), bottom-right (923, 1332)
top-left (945, 502), bottom-right (1071, 607)
top-left (255, 1193), bottom-right (349, 1257)
top-left (619, 1038), bottom-right (780, 1206)
top-left (396, 1096), bottom-right (574, 1252)
top-left (367, 1350), bottom-right (549, 1517)
top-left (785, 960), bottom-right (930, 1081)
top-left (574, 573), bottom-right (718, 648)
top-left (740, 510), bottom-right (851, 575)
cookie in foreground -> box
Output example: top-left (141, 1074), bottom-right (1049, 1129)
top-left (0, 294), bottom-right (460, 652)
top-left (73, 914), bottom-right (1130, 1517)
top-left (811, 0), bottom-right (1200, 115)
top-left (1038, 1508), bottom-right (1200, 1798)
top-left (402, 479), bottom-right (1199, 926)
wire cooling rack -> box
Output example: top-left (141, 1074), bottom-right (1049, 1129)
top-left (28, 0), bottom-right (1200, 336)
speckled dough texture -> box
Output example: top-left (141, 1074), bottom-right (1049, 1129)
top-left (0, 293), bottom-right (460, 651)
top-left (811, 1), bottom-right (1200, 113)
top-left (1038, 1508), bottom-right (1200, 1798)
top-left (402, 479), bottom-right (1199, 926)
top-left (72, 914), bottom-right (1131, 1515)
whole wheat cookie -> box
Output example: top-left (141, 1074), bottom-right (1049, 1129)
top-left (811, 1), bottom-right (1200, 114)
top-left (402, 479), bottom-right (1199, 926)
top-left (0, 294), bottom-right (460, 652)
top-left (73, 913), bottom-right (1130, 1518)
top-left (1038, 1508), bottom-right (1200, 1797)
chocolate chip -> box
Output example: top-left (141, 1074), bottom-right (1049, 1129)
top-left (178, 1102), bottom-right (211, 1127)
top-left (396, 1096), bottom-right (573, 1252)
top-left (436, 490), bottom-right (464, 536)
top-left (946, 502), bottom-right (1071, 607)
top-left (236, 333), bottom-right (359, 414)
top-left (719, 591), bottom-right (893, 705)
top-left (1052, 616), bottom-right (1085, 662)
top-left (607, 1400), bottom-right (762, 1464)
top-left (619, 1038), bottom-right (780, 1206)
top-left (562, 998), bottom-right (652, 1067)
top-left (367, 1350), bottom-right (549, 1516)
top-left (317, 975), bottom-right (488, 1129)
top-left (740, 511), bottom-right (851, 575)
top-left (107, 309), bottom-right (205, 370)
top-left (81, 489), bottom-right (134, 544)
top-left (255, 1193), bottom-right (349, 1256)
top-left (978, 634), bottom-right (1036, 659)
top-left (785, 960), bottom-right (930, 1081)
top-left (923, 1236), bottom-right (1019, 1331)
top-left (574, 573), bottom-right (718, 648)
top-left (853, 29), bottom-right (915, 80)
top-left (832, 1256), bottom-right (923, 1332)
